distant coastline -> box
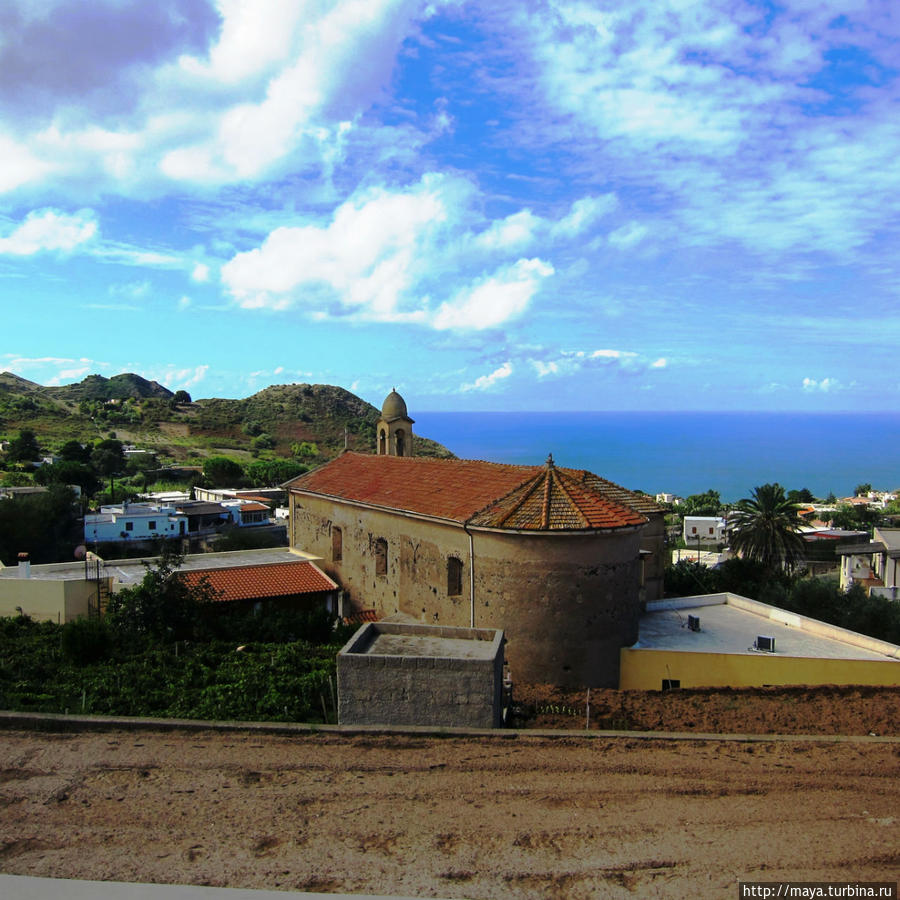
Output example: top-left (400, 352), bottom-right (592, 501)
top-left (414, 411), bottom-right (900, 502)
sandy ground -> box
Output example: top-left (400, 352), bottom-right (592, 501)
top-left (1, 723), bottom-right (899, 899)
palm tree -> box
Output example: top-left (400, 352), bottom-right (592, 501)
top-left (727, 483), bottom-right (806, 573)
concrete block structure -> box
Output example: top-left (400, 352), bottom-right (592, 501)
top-left (337, 622), bottom-right (505, 728)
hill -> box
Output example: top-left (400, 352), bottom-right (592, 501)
top-left (0, 373), bottom-right (452, 464)
top-left (45, 373), bottom-right (174, 402)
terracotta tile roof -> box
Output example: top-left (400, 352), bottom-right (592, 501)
top-left (343, 609), bottom-right (378, 625)
top-left (286, 452), bottom-right (648, 532)
top-left (236, 502), bottom-right (269, 512)
top-left (182, 561), bottom-right (337, 604)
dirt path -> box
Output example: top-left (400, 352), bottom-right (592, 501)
top-left (1, 727), bottom-right (898, 898)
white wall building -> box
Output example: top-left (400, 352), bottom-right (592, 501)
top-left (84, 502), bottom-right (187, 544)
top-left (683, 515), bottom-right (727, 544)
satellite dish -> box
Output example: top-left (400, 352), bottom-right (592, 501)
top-left (74, 544), bottom-right (87, 560)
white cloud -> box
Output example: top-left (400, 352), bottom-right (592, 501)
top-left (222, 174), bottom-right (556, 331)
top-left (0, 208), bottom-right (96, 255)
top-left (475, 210), bottom-right (540, 252)
top-left (191, 262), bottom-right (210, 282)
top-left (529, 348), bottom-right (663, 379)
top-left (802, 376), bottom-right (841, 393)
top-left (109, 280), bottom-right (151, 300)
top-left (608, 222), bottom-right (648, 249)
top-left (432, 259), bottom-right (554, 331)
top-left (461, 362), bottom-right (513, 392)
top-left (0, 0), bottom-right (438, 195)
top-left (550, 194), bottom-right (618, 238)
top-left (520, 1), bottom-right (900, 258)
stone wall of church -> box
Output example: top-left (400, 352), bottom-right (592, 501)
top-left (290, 492), bottom-right (643, 687)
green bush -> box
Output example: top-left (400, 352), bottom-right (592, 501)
top-left (61, 617), bottom-right (112, 664)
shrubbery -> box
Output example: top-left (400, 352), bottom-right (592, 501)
top-left (0, 552), bottom-right (353, 723)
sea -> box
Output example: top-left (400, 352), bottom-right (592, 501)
top-left (413, 411), bottom-right (900, 503)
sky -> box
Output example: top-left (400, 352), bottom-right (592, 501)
top-left (2, 0), bottom-right (899, 412)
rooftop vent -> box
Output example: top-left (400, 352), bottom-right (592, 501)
top-left (687, 614), bottom-right (701, 632)
top-left (754, 635), bottom-right (775, 653)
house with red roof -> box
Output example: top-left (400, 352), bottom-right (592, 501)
top-left (284, 391), bottom-right (664, 688)
top-left (181, 559), bottom-right (337, 613)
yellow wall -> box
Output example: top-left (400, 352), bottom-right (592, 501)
top-left (619, 648), bottom-right (900, 690)
top-left (0, 578), bottom-right (98, 623)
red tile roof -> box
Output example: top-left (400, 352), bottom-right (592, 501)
top-left (286, 452), bottom-right (648, 532)
top-left (182, 561), bottom-right (337, 604)
top-left (343, 609), bottom-right (378, 625)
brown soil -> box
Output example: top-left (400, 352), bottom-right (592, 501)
top-left (512, 683), bottom-right (900, 736)
top-left (1, 718), bottom-right (899, 898)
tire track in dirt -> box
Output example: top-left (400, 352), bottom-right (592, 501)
top-left (0, 728), bottom-right (898, 898)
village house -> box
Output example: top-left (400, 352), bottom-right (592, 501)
top-left (837, 527), bottom-right (900, 600)
top-left (683, 515), bottom-right (727, 545)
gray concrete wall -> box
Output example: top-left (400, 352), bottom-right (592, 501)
top-left (337, 623), bottom-right (504, 728)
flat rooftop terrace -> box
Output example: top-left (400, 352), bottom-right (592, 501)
top-left (0, 548), bottom-right (320, 583)
top-left (345, 622), bottom-right (502, 661)
top-left (637, 593), bottom-right (900, 663)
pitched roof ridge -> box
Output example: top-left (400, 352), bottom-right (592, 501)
top-left (466, 468), bottom-right (546, 526)
top-left (550, 466), bottom-right (591, 528)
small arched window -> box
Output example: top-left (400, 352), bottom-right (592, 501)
top-left (447, 557), bottom-right (463, 596)
top-left (395, 429), bottom-right (405, 457)
top-left (379, 430), bottom-right (386, 455)
top-left (375, 538), bottom-right (388, 576)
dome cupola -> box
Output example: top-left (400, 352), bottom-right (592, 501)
top-left (381, 388), bottom-right (408, 421)
top-left (376, 387), bottom-right (414, 457)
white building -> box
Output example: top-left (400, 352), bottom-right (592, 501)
top-left (683, 515), bottom-right (727, 544)
top-left (84, 502), bottom-right (187, 544)
top-left (838, 527), bottom-right (900, 599)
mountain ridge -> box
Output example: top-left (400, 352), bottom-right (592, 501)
top-left (0, 373), bottom-right (453, 463)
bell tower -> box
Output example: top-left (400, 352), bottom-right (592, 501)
top-left (377, 388), bottom-right (414, 457)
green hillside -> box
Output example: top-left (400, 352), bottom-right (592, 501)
top-left (0, 373), bottom-right (453, 465)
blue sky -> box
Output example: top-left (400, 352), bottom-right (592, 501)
top-left (2, 0), bottom-right (899, 411)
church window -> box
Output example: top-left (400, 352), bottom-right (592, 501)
top-left (379, 430), bottom-right (386, 455)
top-left (375, 538), bottom-right (388, 576)
top-left (332, 526), bottom-right (342, 562)
top-left (447, 557), bottom-right (463, 596)
top-left (395, 429), bottom-right (405, 457)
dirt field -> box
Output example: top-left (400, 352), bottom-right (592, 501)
top-left (1, 721), bottom-right (899, 899)
top-left (513, 684), bottom-right (900, 735)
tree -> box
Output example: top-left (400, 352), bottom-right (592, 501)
top-left (5, 428), bottom-right (41, 463)
top-left (105, 545), bottom-right (219, 642)
top-left (682, 489), bottom-right (721, 517)
top-left (59, 440), bottom-right (91, 464)
top-left (787, 487), bottom-right (815, 504)
top-left (173, 390), bottom-right (192, 404)
top-left (202, 456), bottom-right (245, 487)
top-left (727, 483), bottom-right (806, 573)
top-left (91, 440), bottom-right (125, 497)
top-left (854, 483), bottom-right (873, 497)
top-left (34, 460), bottom-right (100, 496)
top-left (0, 484), bottom-right (78, 565)
top-left (291, 441), bottom-right (320, 460)
top-left (245, 459), bottom-right (307, 485)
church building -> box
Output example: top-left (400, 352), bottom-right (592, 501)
top-left (286, 390), bottom-right (664, 687)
